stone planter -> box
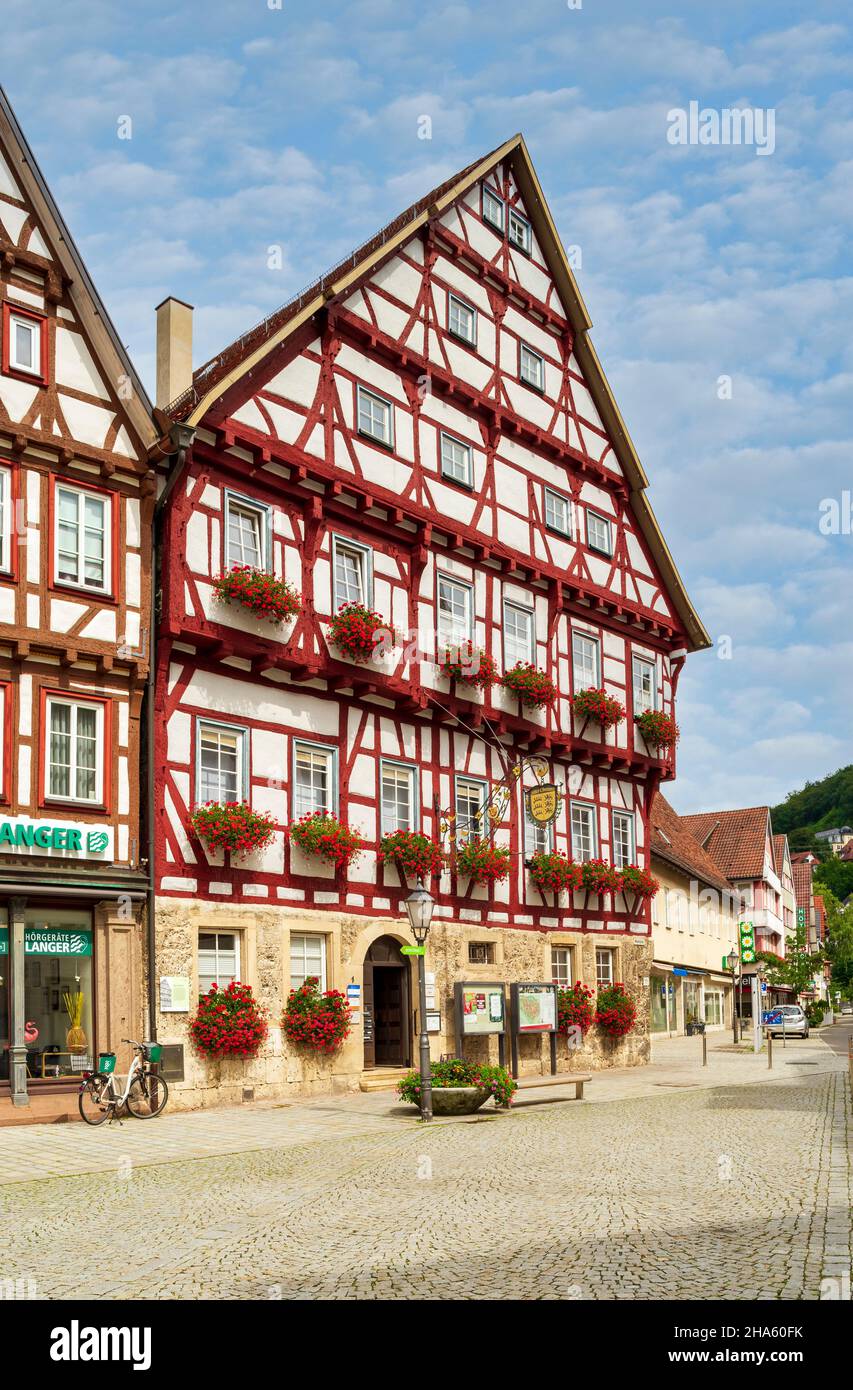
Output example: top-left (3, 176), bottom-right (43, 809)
top-left (429, 1086), bottom-right (492, 1115)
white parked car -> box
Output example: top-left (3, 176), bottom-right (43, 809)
top-left (765, 1005), bottom-right (809, 1039)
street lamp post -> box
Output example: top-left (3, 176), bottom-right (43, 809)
top-left (404, 884), bottom-right (435, 1123)
top-left (727, 948), bottom-right (740, 1044)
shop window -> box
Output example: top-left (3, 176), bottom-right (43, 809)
top-left (22, 910), bottom-right (94, 1079)
top-left (225, 492), bottom-right (269, 571)
top-left (468, 941), bottom-right (494, 965)
top-left (684, 980), bottom-right (703, 1028)
top-left (44, 694), bottom-right (106, 805)
top-left (290, 932), bottom-right (326, 990)
top-left (293, 741), bottom-right (337, 817)
top-left (595, 947), bottom-right (614, 989)
top-left (54, 482), bottom-right (113, 595)
top-left (551, 946), bottom-right (572, 987)
top-left (704, 990), bottom-right (723, 1027)
top-left (198, 931), bottom-right (240, 994)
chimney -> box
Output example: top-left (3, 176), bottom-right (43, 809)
top-left (155, 297), bottom-right (193, 409)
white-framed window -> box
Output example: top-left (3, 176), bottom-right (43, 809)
top-left (381, 760), bottom-right (418, 835)
top-left (448, 294), bottom-right (477, 346)
top-left (704, 990), bottom-right (723, 1027)
top-left (595, 947), bottom-right (614, 989)
top-left (198, 931), bottom-right (240, 994)
top-left (197, 719), bottom-right (247, 804)
top-left (519, 342), bottom-right (544, 391)
top-left (633, 656), bottom-right (657, 714)
top-left (293, 741), bottom-right (337, 818)
top-left (503, 600), bottom-right (534, 668)
top-left (572, 631), bottom-right (600, 691)
top-left (612, 810), bottom-right (635, 869)
top-left (482, 186), bottom-right (504, 230)
top-left (46, 696), bottom-right (104, 804)
top-left (587, 510), bottom-right (613, 555)
top-left (508, 209), bottom-right (532, 253)
top-left (8, 310), bottom-right (42, 377)
top-left (456, 776), bottom-right (487, 840)
top-left (225, 492), bottom-right (268, 570)
top-left (55, 484), bottom-right (111, 594)
top-left (0, 465), bottom-right (11, 573)
top-left (551, 946), bottom-right (572, 988)
top-left (570, 801), bottom-right (597, 862)
top-left (332, 534), bottom-right (372, 610)
top-left (544, 487), bottom-right (571, 537)
top-left (356, 384), bottom-right (394, 447)
top-left (437, 574), bottom-right (473, 646)
top-left (290, 932), bottom-right (327, 991)
top-left (440, 432), bottom-right (473, 487)
top-left (524, 803), bottom-right (553, 857)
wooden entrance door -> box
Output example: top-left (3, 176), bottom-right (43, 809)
top-left (362, 937), bottom-right (410, 1069)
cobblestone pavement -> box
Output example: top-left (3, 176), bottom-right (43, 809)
top-left (1, 1025), bottom-right (850, 1301)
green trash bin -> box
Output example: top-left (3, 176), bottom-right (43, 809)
top-left (98, 1052), bottom-right (116, 1075)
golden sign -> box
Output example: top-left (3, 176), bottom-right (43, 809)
top-left (526, 784), bottom-right (559, 826)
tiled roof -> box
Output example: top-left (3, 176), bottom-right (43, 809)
top-left (791, 850), bottom-right (818, 864)
top-left (772, 833), bottom-right (789, 876)
top-left (650, 794), bottom-right (732, 893)
top-left (681, 806), bottom-right (771, 880)
top-left (841, 840), bottom-right (853, 861)
top-left (792, 860), bottom-right (814, 910)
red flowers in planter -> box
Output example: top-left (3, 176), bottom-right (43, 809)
top-left (213, 566), bottom-right (301, 623)
top-left (190, 801), bottom-right (276, 858)
top-left (189, 981), bottom-right (268, 1059)
top-left (635, 709), bottom-right (680, 749)
top-left (580, 859), bottom-right (623, 894)
top-left (596, 982), bottom-right (637, 1038)
top-left (501, 663), bottom-right (557, 709)
top-left (283, 976), bottom-right (352, 1055)
top-left (288, 812), bottom-right (364, 868)
top-left (455, 839), bottom-right (512, 885)
top-left (557, 982), bottom-right (595, 1037)
top-left (329, 603), bottom-right (394, 663)
top-left (528, 851), bottom-right (583, 895)
top-left (378, 830), bottom-right (444, 879)
top-left (437, 644), bottom-right (498, 690)
top-left (619, 863), bottom-right (660, 899)
top-left (571, 687), bottom-right (626, 730)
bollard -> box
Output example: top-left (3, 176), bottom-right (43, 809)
top-left (767, 1031), bottom-right (773, 1070)
top-left (702, 1032), bottom-right (707, 1067)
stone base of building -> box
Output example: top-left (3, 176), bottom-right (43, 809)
top-left (154, 898), bottom-right (653, 1111)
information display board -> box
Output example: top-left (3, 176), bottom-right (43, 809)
top-left (512, 982), bottom-right (557, 1032)
top-left (452, 982), bottom-right (507, 1068)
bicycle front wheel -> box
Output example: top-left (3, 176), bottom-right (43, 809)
top-left (78, 1075), bottom-right (113, 1125)
top-left (125, 1071), bottom-right (169, 1118)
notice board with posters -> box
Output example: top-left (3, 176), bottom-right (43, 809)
top-left (453, 982), bottom-right (507, 1068)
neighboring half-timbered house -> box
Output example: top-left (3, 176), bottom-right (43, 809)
top-left (154, 135), bottom-right (709, 1106)
top-left (0, 89), bottom-right (157, 1117)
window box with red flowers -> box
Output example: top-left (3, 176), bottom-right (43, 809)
top-left (455, 839), bottom-right (512, 886)
top-left (595, 982), bottom-right (637, 1038)
top-left (283, 976), bottom-right (352, 1055)
top-left (287, 812), bottom-right (364, 869)
top-left (329, 603), bottom-right (395, 663)
top-left (189, 981), bottom-right (268, 1059)
top-left (437, 644), bottom-right (498, 691)
top-left (557, 982), bottom-right (595, 1038)
top-left (212, 566), bottom-right (301, 624)
top-left (528, 851), bottom-right (583, 895)
top-left (501, 663), bottom-right (557, 709)
top-left (580, 859), bottom-right (623, 894)
top-left (635, 709), bottom-right (680, 750)
top-left (571, 687), bottom-right (626, 731)
top-left (190, 802), bottom-right (276, 858)
top-left (619, 863), bottom-right (660, 899)
top-left (378, 829), bottom-right (444, 880)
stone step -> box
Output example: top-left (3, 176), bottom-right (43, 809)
top-left (359, 1068), bottom-right (410, 1092)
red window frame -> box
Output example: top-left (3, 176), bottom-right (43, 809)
top-left (0, 456), bottom-right (20, 580)
top-left (38, 686), bottom-right (112, 813)
top-left (48, 473), bottom-right (120, 603)
top-left (0, 680), bottom-right (12, 803)
top-left (1, 302), bottom-right (49, 387)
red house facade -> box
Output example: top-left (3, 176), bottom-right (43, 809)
top-left (152, 136), bottom-right (709, 1106)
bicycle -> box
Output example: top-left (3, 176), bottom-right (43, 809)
top-left (78, 1038), bottom-right (169, 1125)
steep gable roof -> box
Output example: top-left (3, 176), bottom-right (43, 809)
top-left (772, 833), bottom-right (791, 877)
top-left (792, 860), bottom-right (814, 911)
top-left (681, 806), bottom-right (772, 881)
top-left (650, 793), bottom-right (732, 893)
top-left (167, 133), bottom-right (709, 651)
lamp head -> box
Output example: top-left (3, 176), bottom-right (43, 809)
top-left (404, 885), bottom-right (435, 944)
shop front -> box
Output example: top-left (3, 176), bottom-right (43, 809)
top-left (649, 964), bottom-right (732, 1036)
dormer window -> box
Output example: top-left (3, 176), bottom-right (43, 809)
top-left (508, 209), bottom-right (532, 254)
top-left (482, 186), bottom-right (505, 231)
top-left (2, 304), bottom-right (47, 385)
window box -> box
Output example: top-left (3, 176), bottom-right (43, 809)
top-left (455, 839), bottom-right (511, 886)
top-left (635, 709), bottom-right (680, 749)
top-left (212, 566), bottom-right (301, 623)
top-left (528, 851), bottom-right (582, 895)
top-left (557, 982), bottom-right (595, 1038)
top-left (328, 602), bottom-right (394, 663)
top-left (580, 859), bottom-right (623, 894)
top-left (283, 976), bottom-right (352, 1055)
top-left (437, 644), bottom-right (497, 690)
top-left (189, 981), bottom-right (268, 1058)
top-left (2, 303), bottom-right (48, 384)
top-left (378, 829), bottom-right (444, 880)
top-left (595, 983), bottom-right (637, 1038)
top-left (287, 811), bottom-right (364, 868)
top-left (502, 663), bottom-right (556, 709)
top-left (570, 686), bottom-right (626, 730)
top-left (189, 801), bottom-right (276, 858)
top-left (619, 863), bottom-right (660, 900)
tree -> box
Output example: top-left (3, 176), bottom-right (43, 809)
top-left (814, 857), bottom-right (853, 904)
top-left (756, 924), bottom-right (823, 997)
top-left (823, 888), bottom-right (853, 996)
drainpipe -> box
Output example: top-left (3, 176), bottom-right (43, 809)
top-left (145, 421), bottom-right (195, 1040)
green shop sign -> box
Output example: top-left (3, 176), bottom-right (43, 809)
top-left (0, 927), bottom-right (93, 956)
top-left (0, 816), bottom-right (113, 860)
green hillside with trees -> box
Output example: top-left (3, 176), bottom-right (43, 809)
top-left (771, 764), bottom-right (853, 905)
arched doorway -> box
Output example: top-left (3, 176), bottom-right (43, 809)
top-left (363, 936), bottom-right (411, 1070)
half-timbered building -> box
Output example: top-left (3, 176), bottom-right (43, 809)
top-left (154, 135), bottom-right (709, 1107)
top-left (0, 89), bottom-right (157, 1118)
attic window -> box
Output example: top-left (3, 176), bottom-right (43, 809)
top-left (508, 209), bottom-right (532, 254)
top-left (482, 186), bottom-right (505, 231)
top-left (2, 303), bottom-right (47, 385)
top-left (658, 829), bottom-right (671, 846)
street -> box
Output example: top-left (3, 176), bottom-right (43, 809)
top-left (2, 1022), bottom-right (850, 1302)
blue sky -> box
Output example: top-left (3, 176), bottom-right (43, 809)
top-left (3, 0), bottom-right (851, 814)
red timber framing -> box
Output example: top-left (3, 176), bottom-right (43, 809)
top-left (155, 135), bottom-right (708, 941)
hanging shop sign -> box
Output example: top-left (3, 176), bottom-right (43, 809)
top-left (525, 782), bottom-right (560, 827)
top-left (0, 815), bottom-right (114, 861)
top-left (512, 982), bottom-right (557, 1033)
top-left (455, 982), bottom-right (506, 1036)
top-left (0, 927), bottom-right (93, 956)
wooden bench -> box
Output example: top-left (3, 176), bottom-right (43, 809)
top-left (513, 1072), bottom-right (591, 1104)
